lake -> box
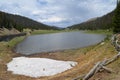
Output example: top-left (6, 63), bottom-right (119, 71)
top-left (15, 31), bottom-right (106, 55)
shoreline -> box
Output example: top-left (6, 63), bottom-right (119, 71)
top-left (14, 31), bottom-right (106, 56)
top-left (13, 43), bottom-right (103, 66)
top-left (0, 33), bottom-right (26, 41)
top-left (0, 30), bottom-right (116, 80)
top-left (0, 36), bottom-right (117, 80)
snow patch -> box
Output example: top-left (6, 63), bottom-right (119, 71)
top-left (7, 57), bottom-right (77, 78)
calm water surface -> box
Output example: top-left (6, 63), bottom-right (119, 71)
top-left (15, 31), bottom-right (105, 55)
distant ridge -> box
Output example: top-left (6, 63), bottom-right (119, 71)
top-left (0, 11), bottom-right (58, 31)
top-left (68, 11), bottom-right (114, 30)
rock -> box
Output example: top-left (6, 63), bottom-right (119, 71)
top-left (100, 42), bottom-right (104, 45)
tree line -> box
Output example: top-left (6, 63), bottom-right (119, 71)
top-left (0, 11), bottom-right (58, 31)
top-left (69, 0), bottom-right (120, 33)
top-left (113, 0), bottom-right (120, 33)
top-left (68, 11), bottom-right (114, 30)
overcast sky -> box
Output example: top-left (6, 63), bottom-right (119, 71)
top-left (0, 0), bottom-right (116, 28)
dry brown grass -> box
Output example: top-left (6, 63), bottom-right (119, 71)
top-left (89, 58), bottom-right (120, 80)
top-left (0, 40), bottom-right (117, 80)
top-left (89, 34), bottom-right (120, 80)
top-left (0, 28), bottom-right (20, 36)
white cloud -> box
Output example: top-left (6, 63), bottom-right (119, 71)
top-left (0, 0), bottom-right (116, 27)
top-left (39, 16), bottom-right (66, 22)
top-left (32, 10), bottom-right (47, 15)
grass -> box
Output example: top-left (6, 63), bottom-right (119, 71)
top-left (31, 30), bottom-right (66, 35)
top-left (31, 30), bottom-right (61, 35)
top-left (8, 36), bottom-right (25, 48)
top-left (90, 51), bottom-right (120, 80)
top-left (31, 29), bottom-right (78, 35)
top-left (85, 30), bottom-right (113, 35)
top-left (0, 36), bottom-right (25, 59)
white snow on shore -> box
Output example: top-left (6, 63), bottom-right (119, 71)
top-left (7, 57), bottom-right (77, 78)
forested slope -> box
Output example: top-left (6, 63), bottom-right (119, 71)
top-left (69, 11), bottom-right (114, 30)
top-left (0, 11), bottom-right (58, 31)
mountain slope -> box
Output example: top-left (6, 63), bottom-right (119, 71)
top-left (0, 11), bottom-right (58, 31)
top-left (68, 11), bottom-right (114, 30)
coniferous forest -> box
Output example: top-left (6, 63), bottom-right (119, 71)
top-left (69, 1), bottom-right (120, 33)
top-left (113, 0), bottom-right (120, 33)
top-left (0, 11), bottom-right (58, 31)
top-left (68, 11), bottom-right (114, 30)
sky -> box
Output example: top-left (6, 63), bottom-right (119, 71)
top-left (0, 0), bottom-right (116, 28)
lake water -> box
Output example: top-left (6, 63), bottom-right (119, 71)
top-left (15, 31), bottom-right (106, 55)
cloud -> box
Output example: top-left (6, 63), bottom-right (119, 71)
top-left (0, 0), bottom-right (116, 27)
top-left (39, 16), bottom-right (66, 22)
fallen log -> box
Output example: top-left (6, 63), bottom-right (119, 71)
top-left (82, 34), bottom-right (120, 80)
top-left (83, 60), bottom-right (108, 80)
top-left (72, 34), bottom-right (120, 80)
top-left (101, 66), bottom-right (113, 73)
top-left (115, 40), bottom-right (120, 51)
top-left (83, 62), bottom-right (101, 80)
top-left (105, 52), bottom-right (120, 65)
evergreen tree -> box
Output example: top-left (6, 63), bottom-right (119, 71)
top-left (113, 0), bottom-right (120, 33)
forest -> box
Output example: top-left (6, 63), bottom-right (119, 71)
top-left (0, 11), bottom-right (58, 31)
top-left (68, 11), bottom-right (114, 30)
top-left (69, 1), bottom-right (120, 33)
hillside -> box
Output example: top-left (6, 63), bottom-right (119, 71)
top-left (68, 11), bottom-right (114, 30)
top-left (0, 11), bottom-right (58, 31)
top-left (0, 28), bottom-right (20, 36)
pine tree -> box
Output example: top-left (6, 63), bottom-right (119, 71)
top-left (113, 0), bottom-right (120, 33)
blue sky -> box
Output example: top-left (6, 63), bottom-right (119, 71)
top-left (0, 0), bottom-right (116, 28)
